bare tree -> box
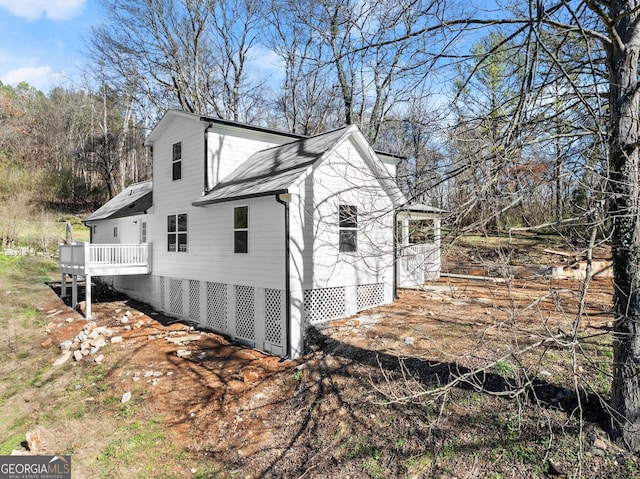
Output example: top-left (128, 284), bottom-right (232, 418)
top-left (88, 0), bottom-right (268, 122)
top-left (267, 0), bottom-right (443, 145)
top-left (361, 0), bottom-right (640, 452)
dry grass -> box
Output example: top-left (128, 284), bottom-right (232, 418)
top-left (0, 236), bottom-right (638, 478)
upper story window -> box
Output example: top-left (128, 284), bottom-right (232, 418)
top-left (168, 213), bottom-right (188, 252)
top-left (172, 141), bottom-right (182, 181)
top-left (234, 206), bottom-right (248, 254)
top-left (113, 226), bottom-right (118, 238)
top-left (339, 205), bottom-right (357, 253)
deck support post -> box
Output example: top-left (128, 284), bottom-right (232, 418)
top-left (61, 274), bottom-right (67, 298)
top-left (71, 274), bottom-right (78, 308)
top-left (85, 274), bottom-right (92, 319)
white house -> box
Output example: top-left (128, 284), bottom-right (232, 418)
top-left (59, 110), bottom-right (441, 358)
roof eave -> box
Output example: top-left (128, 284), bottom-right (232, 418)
top-left (192, 189), bottom-right (289, 206)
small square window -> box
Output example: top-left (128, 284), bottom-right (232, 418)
top-left (339, 230), bottom-right (357, 252)
top-left (339, 205), bottom-right (357, 228)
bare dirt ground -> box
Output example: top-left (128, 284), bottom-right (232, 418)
top-left (28, 263), bottom-right (637, 478)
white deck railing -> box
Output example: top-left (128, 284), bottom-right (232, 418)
top-left (59, 243), bottom-right (152, 276)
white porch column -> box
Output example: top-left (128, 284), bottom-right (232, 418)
top-left (402, 218), bottom-right (410, 246)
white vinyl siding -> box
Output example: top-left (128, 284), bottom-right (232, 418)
top-left (152, 198), bottom-right (285, 289)
top-left (149, 115), bottom-right (286, 289)
top-left (205, 129), bottom-right (292, 190)
top-left (288, 137), bottom-right (395, 291)
top-left (88, 214), bottom-right (148, 245)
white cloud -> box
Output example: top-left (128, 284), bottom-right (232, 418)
top-left (0, 0), bottom-right (86, 21)
top-left (1, 66), bottom-right (63, 90)
top-left (246, 45), bottom-right (285, 85)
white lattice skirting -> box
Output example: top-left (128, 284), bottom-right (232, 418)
top-left (159, 276), bottom-right (286, 356)
top-left (303, 283), bottom-right (386, 325)
top-left (156, 277), bottom-right (387, 354)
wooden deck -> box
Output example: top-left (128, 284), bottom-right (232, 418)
top-left (59, 243), bottom-right (152, 276)
top-left (58, 243), bottom-right (152, 319)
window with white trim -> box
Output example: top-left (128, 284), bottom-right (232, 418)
top-left (141, 221), bottom-right (147, 243)
top-left (234, 206), bottom-right (248, 254)
top-left (172, 141), bottom-right (182, 181)
top-left (339, 205), bottom-right (357, 253)
top-left (168, 213), bottom-right (188, 252)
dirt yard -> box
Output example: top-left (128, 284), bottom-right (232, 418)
top-left (21, 266), bottom-right (636, 478)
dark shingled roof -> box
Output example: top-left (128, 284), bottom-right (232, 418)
top-left (193, 126), bottom-right (352, 206)
top-left (85, 180), bottom-right (153, 222)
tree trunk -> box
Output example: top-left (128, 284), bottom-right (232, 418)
top-left (609, 1), bottom-right (640, 451)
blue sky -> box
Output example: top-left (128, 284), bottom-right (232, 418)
top-left (0, 0), bottom-right (102, 92)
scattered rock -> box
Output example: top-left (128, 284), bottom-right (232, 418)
top-left (548, 458), bottom-right (566, 476)
top-left (593, 437), bottom-right (608, 451)
top-left (120, 316), bottom-right (129, 324)
top-left (65, 317), bottom-right (74, 323)
top-left (110, 336), bottom-right (123, 344)
top-left (73, 350), bottom-right (83, 362)
top-left (121, 391), bottom-right (132, 403)
top-left (89, 336), bottom-right (107, 349)
top-left (53, 350), bottom-right (72, 366)
top-left (94, 354), bottom-right (104, 364)
top-left (40, 337), bottom-right (52, 348)
top-left (59, 340), bottom-right (73, 351)
top-left (94, 326), bottom-right (113, 337)
top-left (166, 334), bottom-right (202, 345)
top-left (404, 336), bottom-right (415, 345)
top-left (176, 349), bottom-right (192, 358)
top-left (25, 429), bottom-right (41, 453)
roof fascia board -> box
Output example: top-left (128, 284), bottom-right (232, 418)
top-left (145, 110), bottom-right (203, 146)
top-left (199, 115), bottom-right (304, 142)
top-left (204, 121), bottom-right (302, 145)
top-left (192, 189), bottom-right (288, 206)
